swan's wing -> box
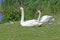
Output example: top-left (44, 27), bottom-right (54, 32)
top-left (39, 16), bottom-right (53, 23)
top-left (20, 20), bottom-right (38, 26)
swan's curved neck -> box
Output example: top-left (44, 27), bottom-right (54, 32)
top-left (38, 11), bottom-right (41, 21)
top-left (21, 8), bottom-right (24, 22)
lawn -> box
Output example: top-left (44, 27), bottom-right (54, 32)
top-left (0, 14), bottom-right (60, 40)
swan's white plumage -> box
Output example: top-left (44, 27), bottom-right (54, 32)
top-left (20, 20), bottom-right (42, 27)
top-left (39, 15), bottom-right (53, 23)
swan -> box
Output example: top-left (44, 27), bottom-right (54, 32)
top-left (37, 10), bottom-right (54, 23)
top-left (20, 7), bottom-right (42, 27)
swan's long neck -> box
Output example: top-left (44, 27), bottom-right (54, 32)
top-left (38, 11), bottom-right (41, 21)
top-left (21, 8), bottom-right (24, 22)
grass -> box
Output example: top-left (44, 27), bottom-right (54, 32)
top-left (0, 14), bottom-right (60, 40)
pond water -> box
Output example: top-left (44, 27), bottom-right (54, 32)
top-left (0, 0), bottom-right (3, 22)
top-left (0, 0), bottom-right (3, 6)
top-left (0, 13), bottom-right (3, 22)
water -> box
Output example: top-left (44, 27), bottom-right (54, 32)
top-left (0, 0), bottom-right (3, 7)
top-left (0, 13), bottom-right (3, 22)
top-left (0, 0), bottom-right (3, 5)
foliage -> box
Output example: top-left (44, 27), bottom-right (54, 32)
top-left (2, 0), bottom-right (60, 22)
top-left (2, 0), bottom-right (20, 22)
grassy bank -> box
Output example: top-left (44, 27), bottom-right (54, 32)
top-left (0, 14), bottom-right (60, 40)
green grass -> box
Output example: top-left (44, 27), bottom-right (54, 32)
top-left (0, 14), bottom-right (60, 40)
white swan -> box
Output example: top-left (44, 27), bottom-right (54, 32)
top-left (20, 7), bottom-right (42, 27)
top-left (37, 10), bottom-right (54, 23)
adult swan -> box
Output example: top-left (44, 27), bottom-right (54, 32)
top-left (37, 10), bottom-right (54, 24)
top-left (20, 7), bottom-right (42, 27)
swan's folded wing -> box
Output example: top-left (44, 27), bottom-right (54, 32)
top-left (20, 20), bottom-right (39, 26)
